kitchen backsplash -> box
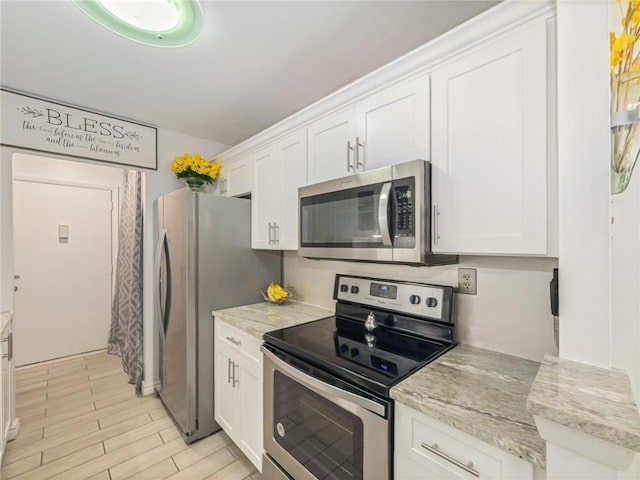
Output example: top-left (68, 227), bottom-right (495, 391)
top-left (283, 252), bottom-right (558, 362)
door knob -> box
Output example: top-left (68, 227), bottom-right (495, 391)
top-left (14, 275), bottom-right (20, 280)
top-left (14, 286), bottom-right (18, 292)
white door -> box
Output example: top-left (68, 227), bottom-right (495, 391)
top-left (357, 73), bottom-right (430, 171)
top-left (307, 106), bottom-right (357, 184)
top-left (252, 146), bottom-right (278, 249)
top-left (13, 180), bottom-right (113, 366)
top-left (276, 129), bottom-right (307, 250)
top-left (430, 21), bottom-right (548, 255)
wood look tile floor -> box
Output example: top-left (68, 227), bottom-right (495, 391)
top-left (2, 351), bottom-right (261, 480)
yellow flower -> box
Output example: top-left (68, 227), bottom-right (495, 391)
top-left (171, 153), bottom-right (221, 185)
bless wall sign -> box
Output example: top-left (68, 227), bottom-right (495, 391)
top-left (0, 89), bottom-right (157, 170)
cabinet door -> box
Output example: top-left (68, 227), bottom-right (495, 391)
top-left (252, 146), bottom-right (278, 249)
top-left (275, 130), bottom-right (307, 250)
top-left (214, 347), bottom-right (240, 439)
top-left (307, 107), bottom-right (357, 184)
top-left (431, 22), bottom-right (548, 255)
top-left (220, 157), bottom-right (254, 197)
top-left (239, 364), bottom-right (262, 471)
top-left (357, 74), bottom-right (430, 172)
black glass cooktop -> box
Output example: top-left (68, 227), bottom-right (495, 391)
top-left (263, 316), bottom-right (453, 397)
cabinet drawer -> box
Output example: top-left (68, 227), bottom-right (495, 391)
top-left (215, 319), bottom-right (262, 369)
top-left (409, 414), bottom-right (500, 479)
top-left (395, 403), bottom-right (533, 480)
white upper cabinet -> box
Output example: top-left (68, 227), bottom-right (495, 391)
top-left (307, 107), bottom-right (357, 184)
top-left (252, 129), bottom-right (307, 250)
top-left (307, 73), bottom-right (431, 185)
top-left (356, 74), bottom-right (430, 172)
top-left (252, 147), bottom-right (277, 249)
top-left (218, 155), bottom-right (253, 197)
top-left (431, 21), bottom-right (551, 255)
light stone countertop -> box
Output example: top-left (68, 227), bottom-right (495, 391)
top-left (526, 354), bottom-right (640, 453)
top-left (391, 344), bottom-right (546, 469)
top-left (212, 301), bottom-right (333, 339)
top-left (0, 311), bottom-right (12, 334)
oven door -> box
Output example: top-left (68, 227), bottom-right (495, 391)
top-left (262, 346), bottom-right (391, 480)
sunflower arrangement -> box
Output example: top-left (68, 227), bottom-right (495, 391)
top-left (611, 0), bottom-right (640, 192)
top-left (171, 153), bottom-right (221, 190)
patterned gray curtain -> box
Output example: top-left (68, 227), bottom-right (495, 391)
top-left (108, 170), bottom-right (144, 395)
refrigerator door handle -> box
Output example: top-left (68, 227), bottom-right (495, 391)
top-left (155, 229), bottom-right (167, 336)
top-left (163, 232), bottom-right (172, 335)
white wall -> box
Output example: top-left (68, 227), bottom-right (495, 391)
top-left (284, 253), bottom-right (558, 362)
top-left (556, 0), bottom-right (611, 369)
top-left (611, 171), bottom-right (640, 400)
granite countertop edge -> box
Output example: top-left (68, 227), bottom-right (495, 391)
top-left (526, 354), bottom-right (640, 453)
top-left (391, 345), bottom-right (546, 470)
top-left (212, 300), bottom-right (333, 340)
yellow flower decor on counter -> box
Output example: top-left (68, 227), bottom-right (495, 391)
top-left (171, 153), bottom-right (221, 192)
top-left (611, 0), bottom-right (640, 193)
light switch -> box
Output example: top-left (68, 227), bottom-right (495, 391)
top-left (59, 224), bottom-right (69, 240)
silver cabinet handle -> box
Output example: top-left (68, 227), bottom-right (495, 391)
top-left (274, 223), bottom-right (280, 245)
top-left (356, 136), bottom-right (364, 169)
top-left (2, 334), bottom-right (12, 362)
top-left (220, 178), bottom-right (226, 194)
top-left (233, 362), bottom-right (239, 388)
top-left (268, 223), bottom-right (273, 245)
top-left (347, 141), bottom-right (354, 171)
top-left (227, 358), bottom-right (233, 383)
top-left (226, 336), bottom-right (241, 346)
top-left (420, 442), bottom-right (479, 477)
top-left (433, 204), bottom-right (440, 246)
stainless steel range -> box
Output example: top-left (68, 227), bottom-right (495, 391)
top-left (262, 274), bottom-right (456, 480)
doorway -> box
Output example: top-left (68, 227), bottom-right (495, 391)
top-left (12, 154), bottom-right (123, 366)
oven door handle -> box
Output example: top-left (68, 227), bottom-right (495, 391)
top-left (262, 346), bottom-right (387, 417)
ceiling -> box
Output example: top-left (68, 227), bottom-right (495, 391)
top-left (1, 1), bottom-right (498, 147)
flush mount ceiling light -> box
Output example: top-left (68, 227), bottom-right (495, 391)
top-left (72, 0), bottom-right (203, 48)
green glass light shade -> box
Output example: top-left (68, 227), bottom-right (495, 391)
top-left (72, 0), bottom-right (203, 48)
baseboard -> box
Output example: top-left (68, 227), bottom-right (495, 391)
top-left (7, 418), bottom-right (20, 442)
top-left (141, 380), bottom-right (159, 396)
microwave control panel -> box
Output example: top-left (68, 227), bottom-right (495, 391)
top-left (392, 177), bottom-right (416, 248)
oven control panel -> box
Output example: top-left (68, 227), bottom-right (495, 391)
top-left (334, 274), bottom-right (454, 323)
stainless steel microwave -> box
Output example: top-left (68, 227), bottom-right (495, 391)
top-left (298, 159), bottom-right (458, 265)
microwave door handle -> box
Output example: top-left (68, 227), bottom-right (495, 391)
top-left (378, 182), bottom-right (392, 246)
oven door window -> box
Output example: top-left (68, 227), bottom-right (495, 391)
top-left (273, 371), bottom-right (364, 480)
top-left (300, 182), bottom-right (390, 248)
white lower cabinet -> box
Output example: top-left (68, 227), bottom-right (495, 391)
top-left (395, 403), bottom-right (534, 480)
top-left (214, 318), bottom-right (263, 472)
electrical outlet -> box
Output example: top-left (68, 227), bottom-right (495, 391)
top-left (457, 268), bottom-right (477, 295)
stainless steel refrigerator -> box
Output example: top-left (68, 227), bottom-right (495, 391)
top-left (155, 189), bottom-right (281, 443)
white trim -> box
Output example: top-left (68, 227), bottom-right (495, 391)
top-left (13, 174), bottom-right (119, 192)
top-left (141, 380), bottom-right (159, 396)
top-left (7, 418), bottom-right (19, 442)
top-left (214, 0), bottom-right (555, 162)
